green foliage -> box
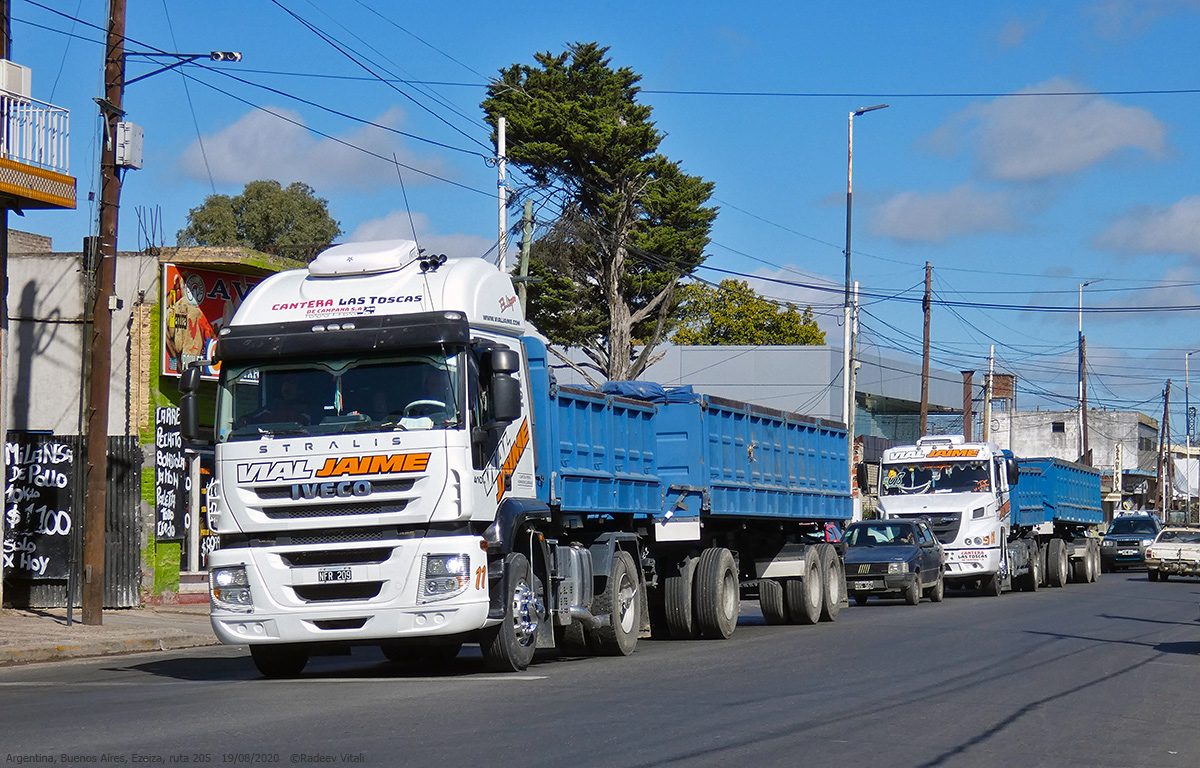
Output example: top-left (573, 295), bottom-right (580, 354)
top-left (177, 180), bottom-right (341, 253)
top-left (672, 279), bottom-right (827, 346)
top-left (483, 42), bottom-right (717, 383)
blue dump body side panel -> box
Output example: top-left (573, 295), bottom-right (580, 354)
top-left (1015, 458), bottom-right (1103, 527)
top-left (525, 338), bottom-right (661, 515)
top-left (523, 337), bottom-right (851, 524)
top-left (655, 397), bottom-right (852, 523)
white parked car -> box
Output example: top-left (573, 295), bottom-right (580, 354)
top-left (1144, 526), bottom-right (1200, 581)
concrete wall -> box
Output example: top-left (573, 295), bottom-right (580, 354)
top-left (4, 250), bottom-right (158, 435)
top-left (991, 409), bottom-right (1158, 474)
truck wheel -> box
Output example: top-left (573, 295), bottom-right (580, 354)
top-left (1089, 545), bottom-right (1100, 582)
top-left (482, 552), bottom-right (542, 672)
top-left (250, 644), bottom-right (310, 679)
top-left (905, 574), bottom-right (921, 605)
top-left (664, 556), bottom-right (698, 639)
top-left (1069, 555), bottom-right (1087, 584)
top-left (587, 549), bottom-right (641, 656)
top-left (818, 543), bottom-right (843, 622)
top-left (1046, 539), bottom-right (1068, 588)
top-left (927, 572), bottom-right (945, 603)
top-left (759, 579), bottom-right (788, 624)
top-left (981, 573), bottom-right (1002, 597)
top-left (785, 556), bottom-right (823, 625)
top-left (853, 593), bottom-right (868, 606)
top-left (695, 548), bottom-right (739, 639)
top-left (1160, 571), bottom-right (1170, 581)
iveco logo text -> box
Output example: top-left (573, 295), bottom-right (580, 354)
top-left (290, 480), bottom-right (372, 500)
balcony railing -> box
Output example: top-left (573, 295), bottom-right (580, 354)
top-left (0, 89), bottom-right (69, 174)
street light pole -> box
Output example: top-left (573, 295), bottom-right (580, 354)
top-left (843, 103), bottom-right (887, 494)
top-left (1078, 279), bottom-right (1100, 464)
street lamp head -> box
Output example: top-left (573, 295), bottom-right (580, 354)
top-left (210, 51), bottom-right (243, 62)
top-left (854, 103), bottom-right (889, 116)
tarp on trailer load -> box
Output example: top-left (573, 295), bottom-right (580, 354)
top-left (601, 381), bottom-right (701, 403)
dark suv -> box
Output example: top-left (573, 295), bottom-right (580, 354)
top-left (1100, 513), bottom-right (1163, 571)
top-left (843, 519), bottom-right (944, 605)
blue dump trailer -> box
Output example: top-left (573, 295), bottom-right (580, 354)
top-left (1014, 457), bottom-right (1104, 587)
top-left (523, 338), bottom-right (852, 654)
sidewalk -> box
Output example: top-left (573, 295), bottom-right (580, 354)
top-left (0, 601), bottom-right (220, 666)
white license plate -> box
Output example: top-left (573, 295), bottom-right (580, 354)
top-left (318, 567), bottom-right (352, 583)
top-left (1117, 549), bottom-right (1138, 556)
top-left (854, 580), bottom-right (876, 591)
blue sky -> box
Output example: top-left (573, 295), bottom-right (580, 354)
top-left (12, 0), bottom-right (1200, 440)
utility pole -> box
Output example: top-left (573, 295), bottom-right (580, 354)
top-left (961, 371), bottom-right (974, 441)
top-left (983, 346), bottom-right (994, 443)
top-left (496, 116), bottom-right (507, 269)
top-left (919, 262), bottom-right (931, 437)
top-left (1159, 380), bottom-right (1172, 514)
top-left (0, 0), bottom-right (10, 611)
top-left (1080, 335), bottom-right (1090, 465)
top-left (82, 0), bottom-right (126, 625)
top-left (517, 199), bottom-right (532, 313)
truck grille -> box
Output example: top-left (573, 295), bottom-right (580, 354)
top-left (253, 478), bottom-right (416, 500)
top-left (263, 500), bottom-right (410, 519)
top-left (293, 582), bottom-right (383, 602)
top-left (280, 547), bottom-right (393, 567)
top-left (924, 513), bottom-right (962, 544)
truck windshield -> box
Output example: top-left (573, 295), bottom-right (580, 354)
top-left (880, 461), bottom-right (991, 495)
top-left (216, 348), bottom-right (463, 443)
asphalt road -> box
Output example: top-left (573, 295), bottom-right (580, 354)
top-left (2, 570), bottom-right (1199, 768)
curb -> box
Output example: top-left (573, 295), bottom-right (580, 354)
top-left (0, 633), bottom-right (220, 667)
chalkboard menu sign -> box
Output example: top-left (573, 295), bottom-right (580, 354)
top-left (155, 406), bottom-right (187, 541)
top-left (3, 434), bottom-right (76, 580)
top-left (199, 452), bottom-right (219, 569)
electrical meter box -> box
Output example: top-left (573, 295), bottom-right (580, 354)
top-left (116, 122), bottom-right (144, 169)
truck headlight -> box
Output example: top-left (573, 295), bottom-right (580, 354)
top-left (210, 565), bottom-right (254, 612)
top-left (888, 562), bottom-right (907, 574)
top-left (419, 554), bottom-right (470, 603)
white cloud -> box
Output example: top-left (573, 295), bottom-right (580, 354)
top-left (349, 210), bottom-right (497, 261)
top-left (1093, 195), bottom-right (1200, 257)
top-left (924, 77), bottom-right (1167, 182)
top-left (997, 13), bottom-right (1045, 49)
top-left (873, 184), bottom-right (1019, 244)
top-left (1085, 0), bottom-right (1200, 39)
top-left (179, 106), bottom-right (448, 191)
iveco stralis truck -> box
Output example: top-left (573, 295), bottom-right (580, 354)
top-left (180, 240), bottom-right (852, 677)
top-left (873, 436), bottom-right (1102, 595)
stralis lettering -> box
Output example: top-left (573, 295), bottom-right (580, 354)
top-left (316, 452), bottom-right (431, 477)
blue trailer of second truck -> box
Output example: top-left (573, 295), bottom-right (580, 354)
top-left (1015, 457), bottom-right (1103, 586)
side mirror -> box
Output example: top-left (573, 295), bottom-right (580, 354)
top-left (179, 364), bottom-right (203, 442)
top-left (855, 462), bottom-right (871, 494)
top-left (487, 348), bottom-right (520, 374)
top-left (491, 373), bottom-right (521, 424)
top-left (1006, 457), bottom-right (1020, 487)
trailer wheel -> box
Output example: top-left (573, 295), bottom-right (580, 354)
top-left (482, 552), bottom-right (542, 672)
top-left (1046, 539), bottom-right (1068, 588)
top-left (250, 644), bottom-right (310, 679)
top-left (587, 550), bottom-right (641, 656)
top-left (785, 556), bottom-right (823, 625)
top-left (664, 556), bottom-right (698, 639)
top-left (695, 548), bottom-right (740, 639)
top-left (759, 579), bottom-right (788, 624)
top-left (818, 543), bottom-right (843, 622)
